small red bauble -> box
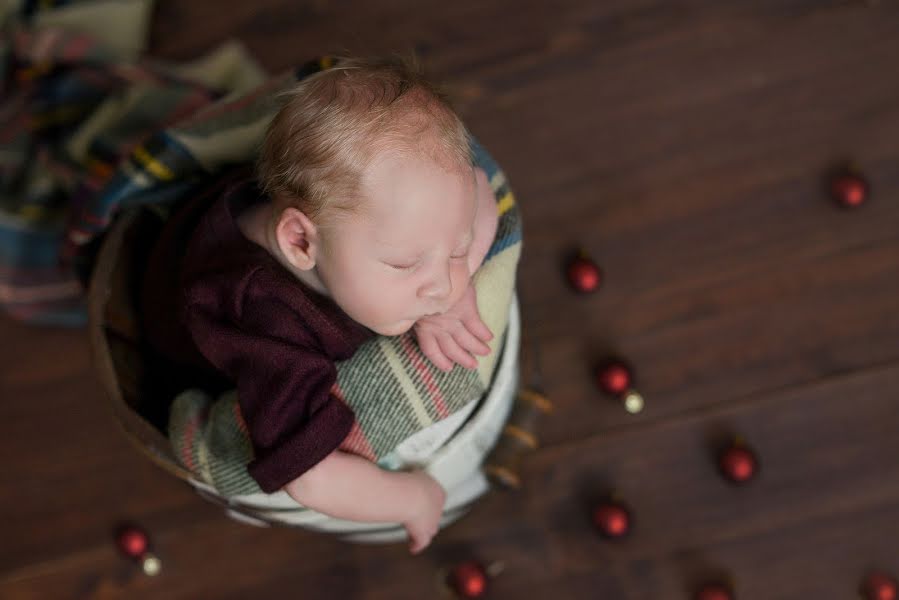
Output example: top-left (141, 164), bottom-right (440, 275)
top-left (830, 171), bottom-right (869, 208)
top-left (448, 561), bottom-right (488, 598)
top-left (566, 254), bottom-right (602, 293)
top-left (862, 572), bottom-right (898, 600)
top-left (694, 582), bottom-right (734, 600)
top-left (718, 443), bottom-right (758, 484)
top-left (592, 501), bottom-right (631, 539)
top-left (116, 525), bottom-right (149, 558)
top-left (596, 361), bottom-right (632, 396)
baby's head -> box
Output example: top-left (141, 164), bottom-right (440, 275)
top-left (256, 56), bottom-right (477, 336)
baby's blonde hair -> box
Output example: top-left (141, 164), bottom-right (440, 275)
top-left (256, 56), bottom-right (473, 225)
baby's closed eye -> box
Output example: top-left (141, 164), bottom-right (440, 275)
top-left (386, 260), bottom-right (418, 271)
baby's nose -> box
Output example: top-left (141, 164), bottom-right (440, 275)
top-left (419, 267), bottom-right (453, 301)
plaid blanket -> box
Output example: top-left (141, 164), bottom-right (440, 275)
top-left (1, 0), bottom-right (265, 324)
top-left (2, 0), bottom-right (523, 498)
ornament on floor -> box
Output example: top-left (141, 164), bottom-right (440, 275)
top-left (592, 497), bottom-right (632, 539)
top-left (439, 560), bottom-right (505, 598)
top-left (566, 250), bottom-right (603, 293)
top-left (115, 523), bottom-right (161, 576)
top-left (717, 438), bottom-right (759, 485)
top-left (694, 581), bottom-right (734, 600)
top-left (595, 357), bottom-right (644, 414)
top-left (861, 571), bottom-right (898, 600)
top-left (828, 165), bottom-right (869, 209)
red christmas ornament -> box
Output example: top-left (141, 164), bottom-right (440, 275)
top-left (595, 360), bottom-right (632, 396)
top-left (718, 442), bottom-right (758, 484)
top-left (694, 582), bottom-right (734, 600)
top-left (592, 500), bottom-right (631, 539)
top-left (862, 572), bottom-right (898, 600)
top-left (830, 171), bottom-right (869, 208)
top-left (447, 561), bottom-right (488, 598)
top-left (116, 525), bottom-right (149, 558)
top-left (566, 253), bottom-right (602, 293)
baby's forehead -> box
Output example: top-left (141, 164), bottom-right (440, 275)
top-left (353, 159), bottom-right (475, 244)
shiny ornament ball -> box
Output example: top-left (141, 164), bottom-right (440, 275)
top-left (596, 360), bottom-right (632, 396)
top-left (567, 255), bottom-right (602, 293)
top-left (830, 171), bottom-right (869, 208)
top-left (718, 444), bottom-right (758, 484)
top-left (592, 501), bottom-right (631, 539)
top-left (623, 391), bottom-right (644, 414)
top-left (141, 553), bottom-right (162, 576)
top-left (116, 526), bottom-right (149, 558)
top-left (448, 561), bottom-right (488, 598)
top-left (694, 582), bottom-right (734, 600)
top-left (862, 572), bottom-right (898, 600)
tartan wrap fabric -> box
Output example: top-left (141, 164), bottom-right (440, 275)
top-left (170, 152), bottom-right (522, 497)
top-left (2, 0), bottom-right (524, 497)
top-left (1, 0), bottom-right (266, 324)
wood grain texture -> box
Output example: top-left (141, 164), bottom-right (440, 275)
top-left (2, 1), bottom-right (898, 598)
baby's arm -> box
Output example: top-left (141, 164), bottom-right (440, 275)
top-left (283, 450), bottom-right (446, 554)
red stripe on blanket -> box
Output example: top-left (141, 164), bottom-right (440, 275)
top-left (331, 383), bottom-right (376, 461)
top-left (62, 34), bottom-right (93, 62)
top-left (339, 420), bottom-right (377, 462)
top-left (182, 409), bottom-right (203, 473)
top-left (399, 335), bottom-right (450, 420)
top-left (232, 400), bottom-right (249, 436)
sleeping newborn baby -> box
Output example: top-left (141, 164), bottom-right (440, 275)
top-left (141, 56), bottom-right (498, 553)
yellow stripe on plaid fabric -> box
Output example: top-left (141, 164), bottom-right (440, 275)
top-left (18, 205), bottom-right (49, 221)
top-left (378, 338), bottom-right (433, 429)
top-left (497, 191), bottom-right (515, 216)
top-left (133, 145), bottom-right (174, 181)
top-left (489, 171), bottom-right (515, 216)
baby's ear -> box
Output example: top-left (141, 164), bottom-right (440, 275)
top-left (275, 207), bottom-right (319, 271)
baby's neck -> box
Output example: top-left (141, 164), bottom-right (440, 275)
top-left (236, 201), bottom-right (332, 297)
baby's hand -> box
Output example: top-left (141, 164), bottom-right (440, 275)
top-left (413, 284), bottom-right (493, 372)
top-left (402, 470), bottom-right (447, 554)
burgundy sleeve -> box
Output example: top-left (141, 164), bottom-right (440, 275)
top-left (184, 272), bottom-right (355, 494)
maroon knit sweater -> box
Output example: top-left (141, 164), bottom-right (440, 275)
top-left (141, 172), bottom-right (374, 493)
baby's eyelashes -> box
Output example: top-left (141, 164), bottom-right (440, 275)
top-left (387, 261), bottom-right (418, 270)
top-left (385, 252), bottom-right (467, 270)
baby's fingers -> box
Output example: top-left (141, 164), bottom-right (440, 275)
top-left (417, 331), bottom-right (454, 372)
top-left (462, 311), bottom-right (493, 344)
top-left (454, 324), bottom-right (491, 357)
top-left (437, 333), bottom-right (478, 370)
top-left (408, 532), bottom-right (427, 554)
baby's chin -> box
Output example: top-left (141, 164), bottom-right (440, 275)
top-left (370, 319), bottom-right (416, 337)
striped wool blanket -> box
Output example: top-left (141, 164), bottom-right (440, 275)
top-left (1, 0), bottom-right (266, 324)
top-left (2, 0), bottom-right (523, 497)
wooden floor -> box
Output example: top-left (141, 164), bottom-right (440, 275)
top-left (3, 1), bottom-right (899, 598)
